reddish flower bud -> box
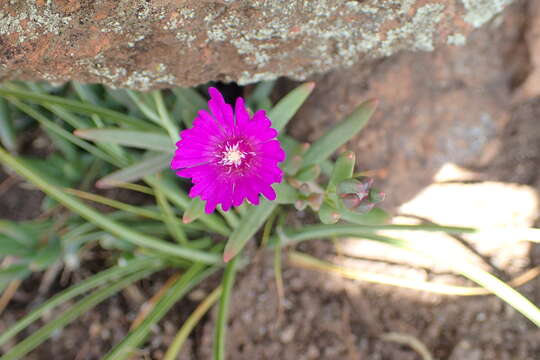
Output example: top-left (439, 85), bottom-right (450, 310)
top-left (368, 188), bottom-right (386, 203)
top-left (340, 193), bottom-right (362, 209)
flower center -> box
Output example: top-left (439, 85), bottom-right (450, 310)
top-left (219, 143), bottom-right (246, 167)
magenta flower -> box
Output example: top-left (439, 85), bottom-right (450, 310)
top-left (171, 87), bottom-right (286, 213)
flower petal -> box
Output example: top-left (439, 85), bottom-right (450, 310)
top-left (235, 97), bottom-right (250, 127)
top-left (208, 87), bottom-right (234, 131)
top-left (171, 87), bottom-right (286, 213)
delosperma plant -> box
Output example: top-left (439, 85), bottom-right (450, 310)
top-left (171, 87), bottom-right (286, 215)
top-left (0, 80), bottom-right (539, 360)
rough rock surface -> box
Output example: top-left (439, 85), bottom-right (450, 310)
top-left (0, 0), bottom-right (513, 90)
top-left (288, 0), bottom-right (527, 209)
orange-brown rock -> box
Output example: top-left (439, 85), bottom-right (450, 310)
top-left (0, 0), bottom-right (514, 90)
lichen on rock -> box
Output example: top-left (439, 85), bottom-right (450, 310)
top-left (0, 0), bottom-right (515, 89)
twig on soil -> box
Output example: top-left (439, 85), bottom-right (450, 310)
top-left (163, 285), bottom-right (222, 360)
top-left (0, 257), bottom-right (21, 316)
top-left (38, 261), bottom-right (63, 295)
top-left (130, 273), bottom-right (181, 330)
top-left (272, 226), bottom-right (287, 331)
top-left (380, 332), bottom-right (434, 360)
top-left (0, 279), bottom-right (21, 316)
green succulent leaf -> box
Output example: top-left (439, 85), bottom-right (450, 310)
top-left (223, 200), bottom-right (277, 262)
top-left (0, 86), bottom-right (155, 130)
top-left (183, 197), bottom-right (206, 224)
top-left (268, 82), bottom-right (315, 132)
top-left (96, 152), bottom-right (171, 188)
top-left (295, 164), bottom-right (320, 182)
top-left (28, 237), bottom-right (62, 271)
top-left (75, 128), bottom-right (173, 153)
top-left (172, 87), bottom-right (207, 128)
top-left (327, 151), bottom-right (355, 193)
top-left (274, 182), bottom-right (299, 204)
top-left (303, 99), bottom-right (377, 166)
top-left (0, 98), bottom-right (16, 152)
top-left (318, 202), bottom-right (342, 225)
top-left (0, 264), bottom-right (31, 284)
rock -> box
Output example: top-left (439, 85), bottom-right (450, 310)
top-left (288, 0), bottom-right (527, 209)
top-left (514, 1), bottom-right (540, 102)
top-left (0, 0), bottom-right (514, 90)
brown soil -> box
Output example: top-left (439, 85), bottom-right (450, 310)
top-left (2, 1), bottom-right (540, 359)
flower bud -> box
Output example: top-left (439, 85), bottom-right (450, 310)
top-left (368, 188), bottom-right (386, 203)
top-left (356, 176), bottom-right (374, 192)
top-left (299, 183), bottom-right (311, 195)
top-left (307, 193), bottom-right (323, 211)
top-left (295, 199), bottom-right (308, 211)
top-left (337, 177), bottom-right (373, 196)
top-left (319, 202), bottom-right (342, 224)
top-left (354, 198), bottom-right (375, 213)
top-left (340, 193), bottom-right (362, 210)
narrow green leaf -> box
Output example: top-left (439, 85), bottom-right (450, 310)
top-left (295, 164), bottom-right (320, 182)
top-left (248, 80), bottom-right (276, 104)
top-left (452, 260), bottom-right (540, 327)
top-left (318, 202), bottom-right (341, 224)
top-left (183, 197), bottom-right (206, 224)
top-left (247, 80), bottom-right (276, 110)
top-left (223, 201), bottom-right (277, 262)
top-left (0, 148), bottom-right (220, 264)
top-left (126, 90), bottom-right (162, 124)
top-left (42, 131), bottom-right (78, 162)
top-left (260, 209), bottom-right (278, 248)
top-left (28, 237), bottom-right (62, 271)
top-left (103, 264), bottom-right (218, 360)
top-left (71, 83), bottom-right (128, 161)
top-left (0, 98), bottom-right (17, 152)
top-left (274, 183), bottom-right (298, 204)
top-left (173, 88), bottom-right (207, 110)
top-left (341, 208), bottom-right (390, 225)
top-left (275, 224), bottom-right (470, 248)
top-left (0, 264), bottom-right (31, 284)
top-left (153, 180), bottom-right (188, 244)
top-left (64, 188), bottom-right (163, 221)
top-left (24, 83), bottom-right (89, 129)
top-left (96, 152), bottom-right (170, 189)
top-left (234, 203), bottom-right (248, 217)
top-left (280, 137), bottom-right (309, 175)
top-left (0, 235), bottom-right (33, 257)
top-left (72, 82), bottom-right (102, 107)
top-left (214, 256), bottom-right (239, 360)
top-left (188, 236), bottom-right (214, 249)
top-left (164, 285), bottom-right (222, 360)
top-left (219, 208), bottom-right (240, 229)
top-left (104, 88), bottom-right (138, 113)
top-left (147, 175), bottom-right (231, 237)
top-left (327, 151), bottom-right (355, 192)
top-left (268, 82), bottom-right (315, 132)
top-left (0, 86), bottom-right (155, 130)
top-left (6, 98), bottom-right (118, 165)
top-left (0, 257), bottom-right (162, 347)
top-left (172, 88), bottom-right (207, 128)
top-left (273, 231), bottom-right (284, 310)
top-left (74, 128), bottom-right (173, 153)
top-left (303, 99), bottom-right (378, 166)
top-left (179, 108), bottom-right (196, 128)
top-left (359, 233), bottom-right (540, 328)
top-left (0, 220), bottom-right (40, 248)
top-left (152, 90), bottom-right (180, 142)
top-left (0, 269), bottom-right (155, 360)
